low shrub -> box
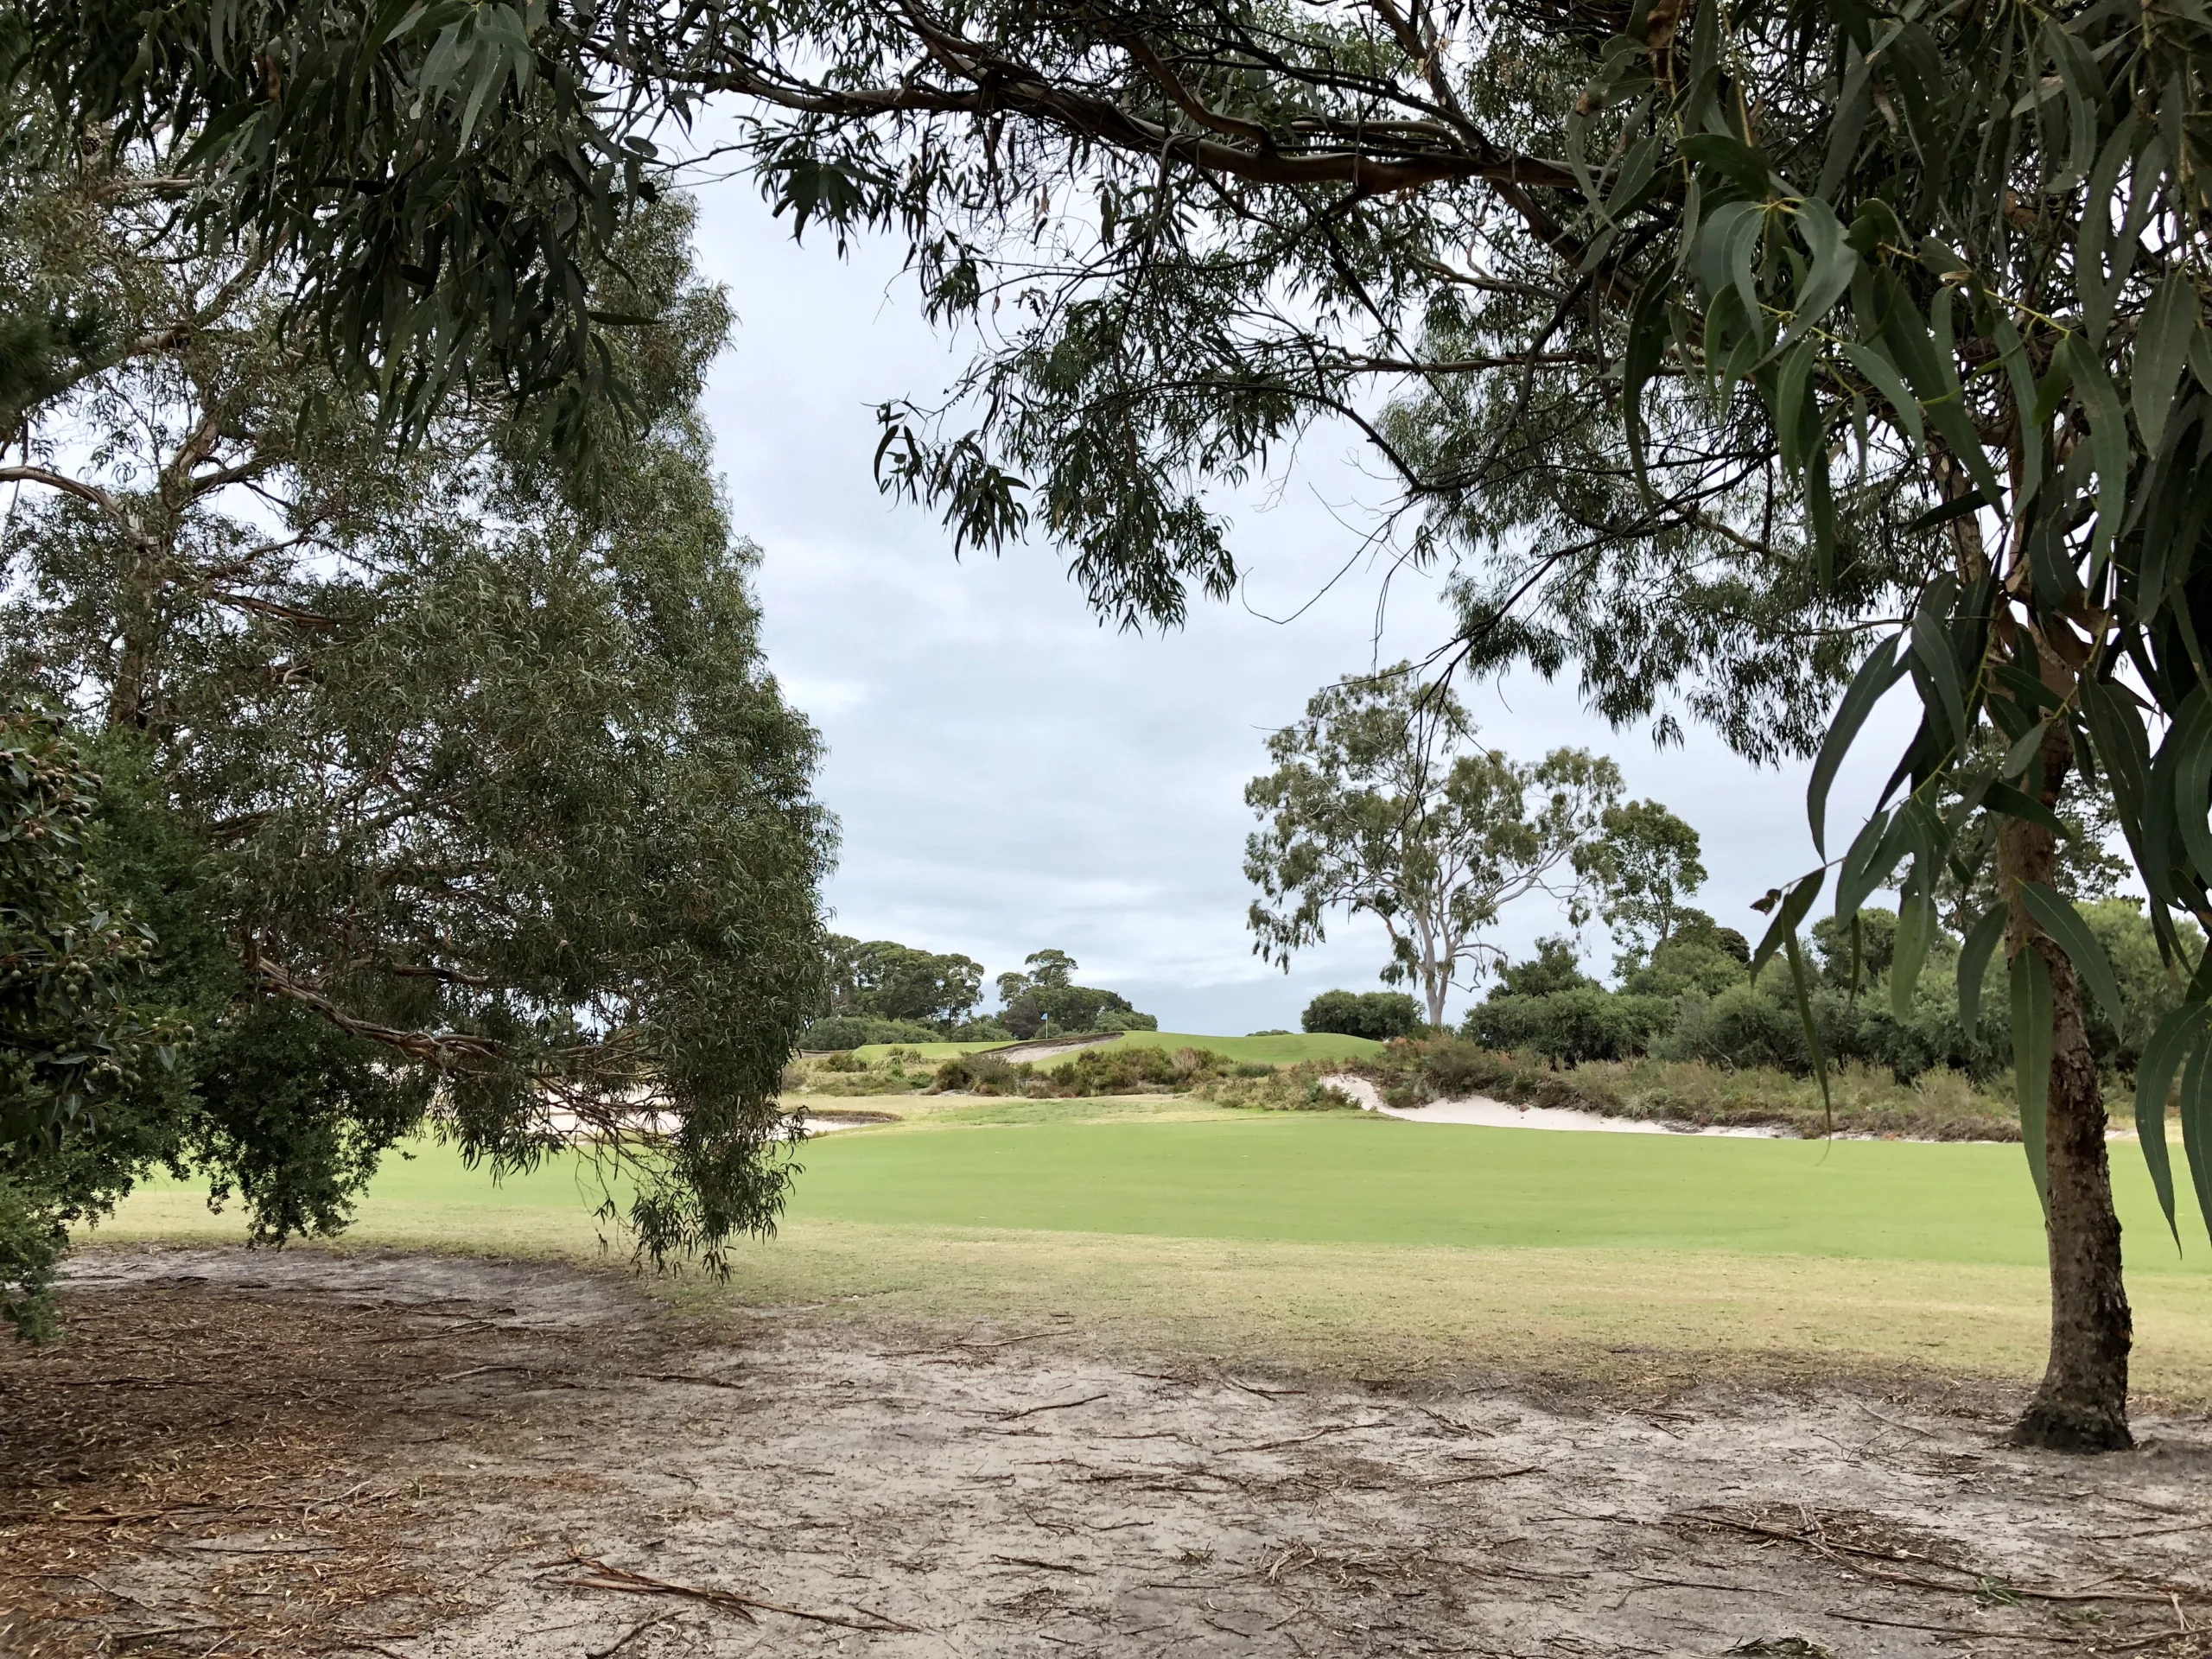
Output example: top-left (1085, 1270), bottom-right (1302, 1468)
top-left (1194, 1063), bottom-right (1363, 1112)
top-left (1043, 1044), bottom-right (1233, 1096)
top-left (1421, 1038), bottom-right (1500, 1098)
top-left (931, 1051), bottom-right (1020, 1094)
top-left (1463, 988), bottom-right (1673, 1065)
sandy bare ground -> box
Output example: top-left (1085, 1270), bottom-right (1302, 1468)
top-left (6, 1247), bottom-right (2212, 1657)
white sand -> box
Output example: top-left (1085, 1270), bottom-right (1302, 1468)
top-left (1321, 1073), bottom-right (1784, 1137)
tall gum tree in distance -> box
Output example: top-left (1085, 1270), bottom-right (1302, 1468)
top-left (1244, 668), bottom-right (1619, 1027)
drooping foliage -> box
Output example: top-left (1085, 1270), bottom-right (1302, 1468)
top-left (629, 0), bottom-right (2212, 1446)
top-left (0, 712), bottom-right (181, 1336)
top-left (0, 128), bottom-right (833, 1325)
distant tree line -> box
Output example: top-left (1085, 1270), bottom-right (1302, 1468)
top-left (806, 943), bottom-right (1158, 1050)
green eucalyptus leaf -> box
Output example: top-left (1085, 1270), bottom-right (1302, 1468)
top-left (2135, 270), bottom-right (2197, 454)
top-left (1809, 637), bottom-right (1905, 857)
top-left (1957, 905), bottom-right (2009, 1042)
top-left (1890, 890), bottom-right (1935, 1020)
top-left (2134, 1003), bottom-right (2204, 1246)
top-left (1751, 870), bottom-right (1826, 981)
top-left (2016, 881), bottom-right (2127, 1032)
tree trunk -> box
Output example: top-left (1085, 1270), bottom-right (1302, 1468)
top-left (1417, 920), bottom-right (1447, 1030)
top-left (2002, 715), bottom-right (2133, 1452)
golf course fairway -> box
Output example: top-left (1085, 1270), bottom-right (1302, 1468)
top-left (781, 1111), bottom-right (2210, 1273)
top-left (97, 1106), bottom-right (2212, 1397)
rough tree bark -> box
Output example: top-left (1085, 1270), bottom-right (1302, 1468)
top-left (2001, 702), bottom-right (2133, 1452)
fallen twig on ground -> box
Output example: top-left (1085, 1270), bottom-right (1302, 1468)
top-left (585, 1611), bottom-right (675, 1656)
top-left (994, 1392), bottom-right (1109, 1422)
top-left (1230, 1421), bottom-right (1389, 1453)
top-left (561, 1553), bottom-right (919, 1634)
top-left (1219, 1374), bottom-right (1306, 1397)
top-left (1679, 1511), bottom-right (2179, 1605)
top-left (1821, 1607), bottom-right (2063, 1642)
top-left (1421, 1465), bottom-right (1541, 1488)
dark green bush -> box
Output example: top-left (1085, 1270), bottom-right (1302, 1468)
top-left (1661, 983), bottom-right (1807, 1071)
top-left (1302, 989), bottom-right (1423, 1039)
top-left (1045, 1044), bottom-right (1230, 1095)
top-left (931, 1041), bottom-right (1236, 1097)
top-left (1463, 988), bottom-right (1672, 1065)
top-left (931, 1051), bottom-right (1020, 1093)
top-left (1492, 937), bottom-right (1593, 997)
top-left (803, 1014), bottom-right (940, 1050)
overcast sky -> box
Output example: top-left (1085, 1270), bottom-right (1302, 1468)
top-left (686, 175), bottom-right (1909, 1035)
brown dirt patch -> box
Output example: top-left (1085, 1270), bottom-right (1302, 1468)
top-left (5, 1245), bottom-right (2212, 1657)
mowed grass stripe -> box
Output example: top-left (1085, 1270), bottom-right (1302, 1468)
top-left (785, 1113), bottom-right (2212, 1274)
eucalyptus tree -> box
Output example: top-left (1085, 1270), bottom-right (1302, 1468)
top-left (1584, 800), bottom-right (1707, 962)
top-left (598, 0), bottom-right (2196, 1452)
top-left (1246, 669), bottom-right (1620, 1027)
top-left (0, 133), bottom-right (833, 1321)
top-left (824, 937), bottom-right (986, 1028)
top-left (27, 0), bottom-right (2202, 1446)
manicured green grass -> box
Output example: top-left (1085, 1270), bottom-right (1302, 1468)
top-left (97, 1105), bottom-right (2212, 1398)
top-left (121, 1109), bottom-right (2207, 1274)
top-left (790, 1113), bottom-right (2209, 1274)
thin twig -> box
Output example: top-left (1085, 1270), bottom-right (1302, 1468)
top-left (994, 1392), bottom-right (1109, 1422)
top-left (1821, 1608), bottom-right (2063, 1642)
top-left (1681, 1512), bottom-right (2176, 1605)
top-left (560, 1554), bottom-right (918, 1634)
top-left (585, 1611), bottom-right (675, 1657)
top-left (1230, 1421), bottom-right (1388, 1452)
top-left (1421, 1464), bottom-right (1541, 1488)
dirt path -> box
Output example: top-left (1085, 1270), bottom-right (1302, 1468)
top-left (7, 1246), bottom-right (2211, 1657)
